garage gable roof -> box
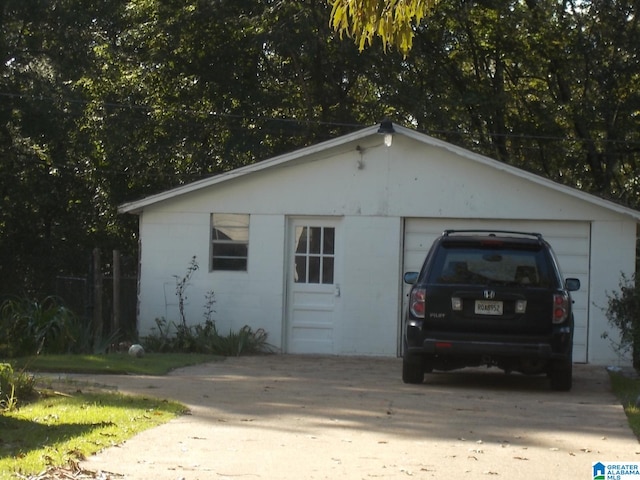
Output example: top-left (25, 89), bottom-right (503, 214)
top-left (119, 123), bottom-right (640, 221)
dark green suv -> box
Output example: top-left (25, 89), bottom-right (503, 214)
top-left (402, 230), bottom-right (581, 391)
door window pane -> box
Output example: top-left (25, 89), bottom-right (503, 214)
top-left (308, 257), bottom-right (321, 284)
top-left (294, 225), bottom-right (335, 284)
top-left (323, 228), bottom-right (335, 255)
top-left (322, 257), bottom-right (334, 284)
top-left (309, 227), bottom-right (322, 254)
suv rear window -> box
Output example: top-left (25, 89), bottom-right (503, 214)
top-left (426, 244), bottom-right (553, 287)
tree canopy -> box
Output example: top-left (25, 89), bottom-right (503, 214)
top-left (329, 0), bottom-right (439, 55)
top-left (0, 0), bottom-right (639, 298)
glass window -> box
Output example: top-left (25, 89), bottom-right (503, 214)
top-left (294, 226), bottom-right (335, 284)
top-left (428, 245), bottom-right (551, 287)
top-left (211, 214), bottom-right (249, 271)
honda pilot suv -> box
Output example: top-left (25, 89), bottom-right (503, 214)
top-left (402, 230), bottom-right (580, 391)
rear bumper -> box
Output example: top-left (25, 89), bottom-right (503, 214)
top-left (417, 338), bottom-right (554, 358)
top-left (405, 323), bottom-right (572, 361)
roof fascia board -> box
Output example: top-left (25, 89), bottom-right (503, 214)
top-left (118, 125), bottom-right (379, 214)
top-left (396, 125), bottom-right (640, 222)
top-left (119, 123), bottom-right (640, 222)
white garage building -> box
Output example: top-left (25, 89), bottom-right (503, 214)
top-left (119, 123), bottom-right (640, 365)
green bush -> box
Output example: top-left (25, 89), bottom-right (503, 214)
top-left (142, 319), bottom-right (273, 356)
top-left (0, 296), bottom-right (79, 357)
top-left (605, 273), bottom-right (640, 370)
top-left (210, 326), bottom-right (271, 356)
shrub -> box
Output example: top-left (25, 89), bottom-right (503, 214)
top-left (604, 273), bottom-right (640, 370)
top-left (142, 320), bottom-right (272, 356)
top-left (211, 326), bottom-right (272, 356)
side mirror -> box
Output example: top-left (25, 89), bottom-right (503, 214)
top-left (404, 272), bottom-right (419, 285)
top-left (565, 278), bottom-right (580, 292)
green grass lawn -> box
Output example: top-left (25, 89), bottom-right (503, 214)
top-left (0, 390), bottom-right (186, 479)
top-left (608, 371), bottom-right (640, 440)
top-left (10, 352), bottom-right (222, 375)
top-left (0, 353), bottom-right (220, 479)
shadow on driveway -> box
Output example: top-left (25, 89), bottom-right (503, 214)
top-left (78, 355), bottom-right (639, 480)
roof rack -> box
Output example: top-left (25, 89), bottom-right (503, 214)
top-left (442, 229), bottom-right (544, 240)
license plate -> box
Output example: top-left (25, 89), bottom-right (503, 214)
top-left (475, 300), bottom-right (503, 315)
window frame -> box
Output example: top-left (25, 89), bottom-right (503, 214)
top-left (210, 213), bottom-right (250, 272)
top-left (293, 225), bottom-right (335, 285)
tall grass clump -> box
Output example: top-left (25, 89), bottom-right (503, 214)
top-left (0, 363), bottom-right (36, 412)
top-left (0, 295), bottom-right (79, 357)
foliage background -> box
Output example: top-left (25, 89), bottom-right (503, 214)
top-left (1, 0), bottom-right (639, 298)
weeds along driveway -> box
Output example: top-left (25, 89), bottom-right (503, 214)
top-left (78, 355), bottom-right (639, 480)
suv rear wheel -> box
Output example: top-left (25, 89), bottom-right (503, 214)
top-left (402, 353), bottom-right (425, 384)
top-left (549, 357), bottom-right (572, 391)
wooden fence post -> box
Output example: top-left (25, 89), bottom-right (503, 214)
top-left (92, 248), bottom-right (103, 343)
top-left (112, 250), bottom-right (121, 335)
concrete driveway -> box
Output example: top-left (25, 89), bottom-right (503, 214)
top-left (76, 355), bottom-right (638, 479)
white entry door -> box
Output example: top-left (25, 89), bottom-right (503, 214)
top-left (286, 218), bottom-right (341, 354)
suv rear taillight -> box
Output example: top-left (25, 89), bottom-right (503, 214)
top-left (552, 292), bottom-right (570, 324)
top-left (409, 287), bottom-right (426, 319)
